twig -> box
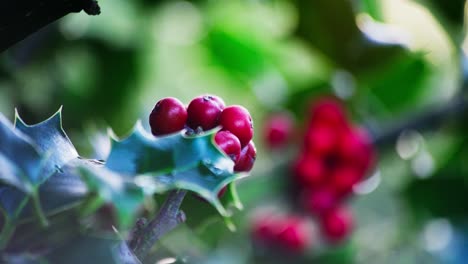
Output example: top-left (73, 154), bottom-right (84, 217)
top-left (129, 190), bottom-right (187, 260)
top-left (369, 95), bottom-right (467, 146)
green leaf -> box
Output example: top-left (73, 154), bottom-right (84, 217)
top-left (15, 107), bottom-right (79, 177)
top-left (45, 234), bottom-right (131, 264)
top-left (358, 51), bottom-right (431, 116)
top-left (295, 0), bottom-right (406, 72)
top-left (0, 114), bottom-right (43, 223)
top-left (33, 158), bottom-right (91, 217)
top-left (0, 109), bottom-right (92, 223)
top-left (106, 122), bottom-right (241, 216)
top-left (78, 165), bottom-right (144, 229)
top-left (0, 114), bottom-right (42, 191)
top-left (220, 182), bottom-right (243, 212)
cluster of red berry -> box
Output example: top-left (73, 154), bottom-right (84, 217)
top-left (252, 97), bottom-right (375, 253)
top-left (149, 95), bottom-right (256, 173)
top-left (293, 98), bottom-right (375, 243)
top-left (251, 214), bottom-right (310, 253)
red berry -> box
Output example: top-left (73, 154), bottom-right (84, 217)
top-left (303, 188), bottom-right (337, 215)
top-left (187, 95), bottom-right (224, 131)
top-left (293, 154), bottom-right (325, 187)
top-left (338, 128), bottom-right (375, 172)
top-left (276, 218), bottom-right (310, 252)
top-left (234, 141), bottom-right (256, 172)
top-left (264, 113), bottom-right (293, 149)
top-left (310, 98), bottom-right (346, 128)
top-left (149, 97), bottom-right (187, 136)
top-left (215, 131), bottom-right (241, 162)
top-left (305, 125), bottom-right (338, 155)
top-left (252, 215), bottom-right (279, 246)
top-left (209, 95), bottom-right (226, 109)
top-left (329, 165), bottom-right (361, 196)
top-left (321, 206), bottom-right (353, 243)
top-left (219, 105), bottom-right (254, 147)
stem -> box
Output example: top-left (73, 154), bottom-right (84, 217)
top-left (369, 95), bottom-right (468, 147)
top-left (0, 221), bottom-right (15, 249)
top-left (32, 192), bottom-right (49, 227)
top-left (129, 190), bottom-right (187, 260)
top-left (0, 0), bottom-right (101, 52)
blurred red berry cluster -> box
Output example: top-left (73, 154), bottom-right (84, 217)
top-left (251, 214), bottom-right (311, 253)
top-left (293, 97), bottom-right (375, 242)
top-left (253, 97), bottom-right (376, 254)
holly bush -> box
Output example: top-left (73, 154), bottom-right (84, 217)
top-left (2, 0), bottom-right (468, 263)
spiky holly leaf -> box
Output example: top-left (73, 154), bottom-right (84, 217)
top-left (0, 114), bottom-right (43, 193)
top-left (15, 107), bottom-right (79, 177)
top-left (0, 114), bottom-right (43, 221)
top-left (105, 122), bottom-right (244, 216)
top-left (0, 109), bottom-right (93, 222)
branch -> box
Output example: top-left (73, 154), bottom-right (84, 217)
top-left (0, 0), bottom-right (101, 53)
top-left (369, 95), bottom-right (467, 146)
top-left (129, 190), bottom-right (187, 260)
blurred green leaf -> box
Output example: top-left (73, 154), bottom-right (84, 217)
top-left (295, 0), bottom-right (406, 72)
top-left (79, 165), bottom-right (144, 229)
top-left (403, 135), bottom-right (468, 223)
top-left (45, 234), bottom-right (131, 264)
top-left (418, 0), bottom-right (466, 27)
top-left (358, 52), bottom-right (431, 115)
top-left (404, 176), bottom-right (468, 223)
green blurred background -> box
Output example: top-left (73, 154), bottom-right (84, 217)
top-left (2, 0), bottom-right (468, 263)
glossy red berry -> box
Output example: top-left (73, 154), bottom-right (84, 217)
top-left (149, 97), bottom-right (187, 136)
top-left (215, 131), bottom-right (241, 162)
top-left (234, 141), bottom-right (256, 172)
top-left (321, 206), bottom-right (353, 243)
top-left (209, 95), bottom-right (226, 109)
top-left (187, 95), bottom-right (224, 131)
top-left (264, 113), bottom-right (293, 149)
top-left (219, 105), bottom-right (253, 147)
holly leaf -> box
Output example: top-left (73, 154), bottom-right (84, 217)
top-left (45, 234), bottom-right (132, 264)
top-left (220, 182), bottom-right (243, 212)
top-left (0, 113), bottom-right (42, 221)
top-left (105, 122), bottom-right (242, 216)
top-left (33, 158), bottom-right (92, 217)
top-left (0, 109), bottom-right (96, 223)
top-left (0, 114), bottom-right (42, 192)
top-left (15, 107), bottom-right (79, 177)
top-left (78, 164), bottom-right (144, 229)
